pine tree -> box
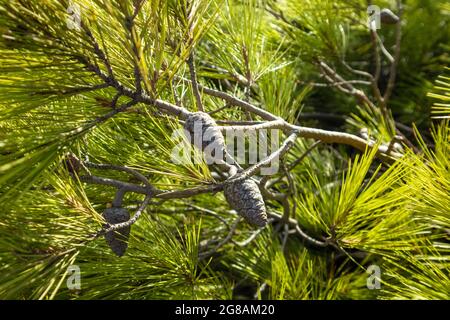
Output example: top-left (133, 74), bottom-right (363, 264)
top-left (0, 0), bottom-right (448, 300)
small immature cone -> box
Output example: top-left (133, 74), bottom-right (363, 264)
top-left (224, 178), bottom-right (268, 227)
top-left (103, 207), bottom-right (131, 257)
top-left (380, 9), bottom-right (400, 25)
top-left (64, 153), bottom-right (82, 175)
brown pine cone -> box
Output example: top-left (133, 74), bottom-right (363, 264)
top-left (103, 207), bottom-right (131, 257)
top-left (64, 152), bottom-right (82, 175)
top-left (224, 178), bottom-right (267, 227)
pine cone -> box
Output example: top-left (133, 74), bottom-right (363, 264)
top-left (183, 112), bottom-right (227, 158)
top-left (64, 153), bottom-right (82, 175)
top-left (102, 207), bottom-right (131, 257)
top-left (224, 178), bottom-right (267, 227)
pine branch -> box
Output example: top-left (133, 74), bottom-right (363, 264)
top-left (173, 76), bottom-right (401, 162)
top-left (268, 212), bottom-right (328, 248)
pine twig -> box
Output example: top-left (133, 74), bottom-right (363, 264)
top-left (186, 204), bottom-right (231, 229)
top-left (187, 52), bottom-right (204, 112)
top-left (341, 60), bottom-right (374, 80)
top-left (288, 141), bottom-right (321, 171)
top-left (232, 226), bottom-right (266, 247)
top-left (268, 212), bottom-right (328, 248)
top-left (318, 60), bottom-right (377, 110)
top-left (199, 217), bottom-right (242, 259)
top-left (83, 161), bottom-right (154, 188)
top-left (384, 0), bottom-right (403, 103)
top-left (369, 28), bottom-right (383, 101)
top-left (227, 132), bottom-right (299, 183)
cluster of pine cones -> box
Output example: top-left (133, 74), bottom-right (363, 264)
top-left (101, 112), bottom-right (268, 257)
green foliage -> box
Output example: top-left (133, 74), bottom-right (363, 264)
top-left (429, 67), bottom-right (450, 119)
